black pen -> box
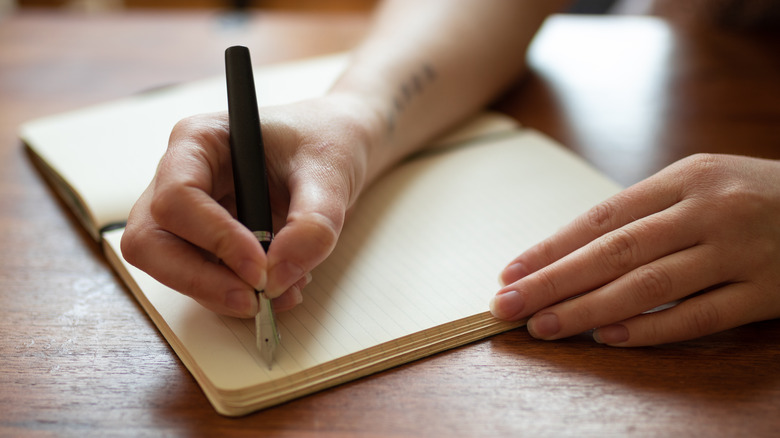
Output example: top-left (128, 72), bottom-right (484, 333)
top-left (225, 45), bottom-right (280, 368)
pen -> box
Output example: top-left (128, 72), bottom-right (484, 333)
top-left (225, 45), bottom-right (280, 369)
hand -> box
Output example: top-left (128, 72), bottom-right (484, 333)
top-left (489, 154), bottom-right (780, 346)
top-left (121, 94), bottom-right (378, 318)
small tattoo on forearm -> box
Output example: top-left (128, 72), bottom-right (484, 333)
top-left (386, 62), bottom-right (437, 138)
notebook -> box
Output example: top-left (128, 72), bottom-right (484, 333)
top-left (20, 53), bottom-right (621, 416)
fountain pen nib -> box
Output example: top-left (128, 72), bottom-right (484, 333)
top-left (255, 293), bottom-right (280, 370)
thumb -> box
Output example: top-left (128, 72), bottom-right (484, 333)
top-left (264, 180), bottom-right (346, 298)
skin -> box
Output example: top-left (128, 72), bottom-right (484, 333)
top-left (122, 0), bottom-right (780, 346)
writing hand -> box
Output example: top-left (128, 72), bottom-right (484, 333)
top-left (490, 154), bottom-right (780, 346)
top-left (121, 95), bottom-right (376, 318)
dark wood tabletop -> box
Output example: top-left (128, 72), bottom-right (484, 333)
top-left (2, 8), bottom-right (779, 437)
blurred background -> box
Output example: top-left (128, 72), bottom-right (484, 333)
top-left (4, 1), bottom-right (780, 30)
top-left (3, 0), bottom-right (653, 15)
top-left (10, 0), bottom-right (380, 12)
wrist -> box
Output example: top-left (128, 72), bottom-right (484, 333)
top-left (320, 90), bottom-right (394, 185)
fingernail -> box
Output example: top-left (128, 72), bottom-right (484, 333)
top-left (499, 262), bottom-right (530, 286)
top-left (239, 259), bottom-right (267, 292)
top-left (489, 290), bottom-right (525, 320)
top-left (225, 289), bottom-right (257, 317)
top-left (266, 261), bottom-right (304, 299)
top-left (593, 324), bottom-right (629, 344)
top-left (528, 313), bottom-right (560, 338)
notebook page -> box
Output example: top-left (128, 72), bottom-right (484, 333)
top-left (102, 129), bottom-right (621, 404)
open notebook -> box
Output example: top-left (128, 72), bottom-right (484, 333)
top-left (21, 53), bottom-right (621, 416)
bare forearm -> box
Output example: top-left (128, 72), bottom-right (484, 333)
top-left (330, 0), bottom-right (568, 181)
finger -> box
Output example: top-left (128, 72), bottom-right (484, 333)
top-left (492, 200), bottom-right (701, 322)
top-left (151, 116), bottom-right (267, 291)
top-left (272, 272), bottom-right (313, 312)
top-left (149, 181), bottom-right (267, 291)
top-left (265, 178), bottom-right (347, 298)
top-left (500, 173), bottom-right (682, 286)
top-left (593, 281), bottom-right (770, 346)
top-left (121, 218), bottom-right (258, 318)
top-left (525, 242), bottom-right (729, 340)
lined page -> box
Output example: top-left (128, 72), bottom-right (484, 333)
top-left (102, 129), bottom-right (621, 408)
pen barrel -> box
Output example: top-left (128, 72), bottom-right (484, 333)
top-left (225, 46), bottom-right (274, 242)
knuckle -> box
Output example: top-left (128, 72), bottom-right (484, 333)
top-left (119, 226), bottom-right (142, 266)
top-left (211, 227), bottom-right (239, 260)
top-left (179, 262), bottom-right (214, 301)
top-left (682, 153), bottom-right (720, 176)
top-left (586, 199), bottom-right (620, 235)
top-left (172, 113), bottom-right (228, 137)
top-left (531, 267), bottom-right (561, 300)
top-left (168, 114), bottom-right (230, 168)
top-left (679, 153), bottom-right (726, 189)
top-left (294, 212), bottom-right (341, 254)
top-left (598, 229), bottom-right (640, 272)
top-left (149, 185), bottom-right (182, 226)
top-left (533, 239), bottom-right (558, 265)
top-left (310, 214), bottom-right (340, 250)
top-left (171, 115), bottom-right (200, 134)
top-left (685, 300), bottom-right (722, 336)
top-left (630, 264), bottom-right (673, 304)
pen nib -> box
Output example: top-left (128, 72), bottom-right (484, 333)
top-left (255, 293), bottom-right (279, 370)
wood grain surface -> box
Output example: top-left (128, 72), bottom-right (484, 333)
top-left (1, 9), bottom-right (779, 437)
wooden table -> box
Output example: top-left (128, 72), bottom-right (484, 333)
top-left (2, 9), bottom-right (779, 437)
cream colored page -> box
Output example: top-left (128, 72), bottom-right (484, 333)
top-left (102, 130), bottom-right (621, 392)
